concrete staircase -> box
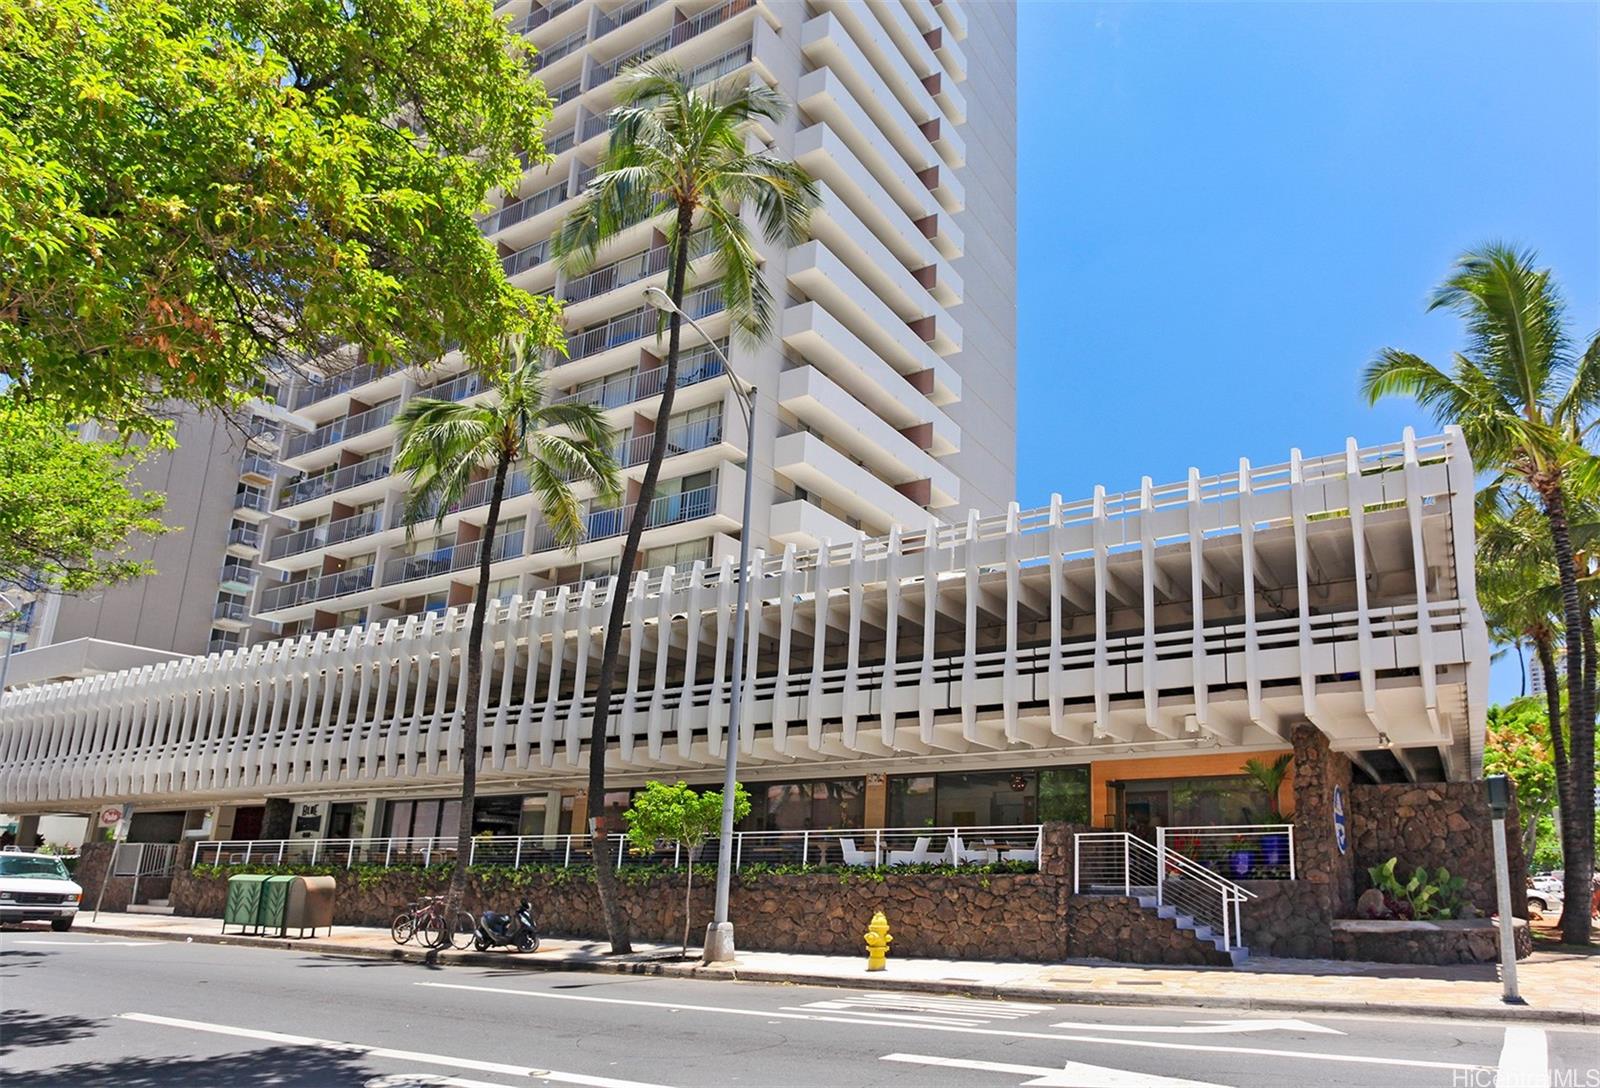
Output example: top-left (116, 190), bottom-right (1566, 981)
top-left (1138, 894), bottom-right (1249, 966)
top-left (127, 898), bottom-right (175, 916)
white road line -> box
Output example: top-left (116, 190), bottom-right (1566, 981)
top-left (116, 1012), bottom-right (668, 1088)
top-left (882, 1051), bottom-right (1231, 1087)
top-left (1495, 1026), bottom-right (1550, 1088)
top-left (416, 981), bottom-right (1491, 1073)
top-left (14, 939), bottom-right (163, 947)
top-left (781, 1006), bottom-right (992, 1027)
top-left (365, 1076), bottom-right (519, 1088)
top-left (1049, 1018), bottom-right (1346, 1036)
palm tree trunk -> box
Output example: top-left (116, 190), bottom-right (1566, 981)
top-left (586, 200), bottom-right (698, 954)
top-left (1516, 637), bottom-right (1527, 698)
top-left (1539, 483), bottom-right (1595, 944)
top-left (447, 454), bottom-right (511, 925)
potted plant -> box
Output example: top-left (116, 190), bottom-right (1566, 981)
top-left (1244, 754), bottom-right (1294, 875)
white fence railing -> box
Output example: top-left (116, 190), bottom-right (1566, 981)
top-left (189, 825), bottom-right (1044, 873)
top-left (1074, 832), bottom-right (1259, 952)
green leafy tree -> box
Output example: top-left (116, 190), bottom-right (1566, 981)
top-left (623, 780), bottom-right (751, 956)
top-left (553, 62), bottom-right (816, 954)
top-left (1363, 243), bottom-right (1600, 944)
top-left (394, 343), bottom-right (619, 927)
top-left (1, 0), bottom-right (557, 438)
top-left (0, 396), bottom-right (166, 594)
top-left (1485, 700), bottom-right (1560, 856)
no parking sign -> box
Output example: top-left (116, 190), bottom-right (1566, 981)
top-left (1333, 786), bottom-right (1347, 855)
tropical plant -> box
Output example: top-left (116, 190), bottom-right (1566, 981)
top-left (1362, 243), bottom-right (1600, 944)
top-left (1243, 754), bottom-right (1294, 819)
top-left (1364, 857), bottom-right (1468, 921)
top-left (553, 61), bottom-right (817, 953)
top-left (394, 343), bottom-right (619, 926)
top-left (623, 780), bottom-right (751, 956)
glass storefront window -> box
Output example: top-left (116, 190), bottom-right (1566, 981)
top-left (888, 776), bottom-right (935, 827)
top-left (886, 766), bottom-right (1090, 828)
top-left (472, 795), bottom-right (523, 836)
top-left (736, 778), bottom-right (866, 831)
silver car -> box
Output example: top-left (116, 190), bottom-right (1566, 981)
top-left (1526, 879), bottom-right (1563, 915)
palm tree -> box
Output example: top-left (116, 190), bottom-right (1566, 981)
top-left (394, 342), bottom-right (619, 928)
top-left (1363, 243), bottom-right (1600, 943)
top-left (553, 61), bottom-right (817, 954)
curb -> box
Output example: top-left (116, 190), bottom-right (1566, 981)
top-left (74, 923), bottom-right (1597, 1028)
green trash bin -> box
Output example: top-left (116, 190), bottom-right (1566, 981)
top-left (257, 875), bottom-right (295, 937)
top-left (223, 875), bottom-right (269, 934)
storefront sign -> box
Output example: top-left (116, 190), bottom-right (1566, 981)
top-left (98, 806), bottom-right (124, 828)
top-left (1332, 786), bottom-right (1347, 855)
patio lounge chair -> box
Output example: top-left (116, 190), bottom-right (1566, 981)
top-left (838, 837), bottom-right (871, 866)
top-left (1001, 848), bottom-right (1038, 864)
top-left (888, 836), bottom-right (933, 865)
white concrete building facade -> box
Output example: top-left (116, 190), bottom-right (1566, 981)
top-left (0, 431), bottom-right (1491, 833)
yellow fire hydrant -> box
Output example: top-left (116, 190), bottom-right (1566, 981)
top-left (864, 910), bottom-right (892, 971)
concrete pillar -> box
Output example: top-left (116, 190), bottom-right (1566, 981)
top-left (541, 791), bottom-right (563, 837)
top-left (570, 791), bottom-right (588, 836)
top-left (261, 798), bottom-right (293, 839)
top-left (14, 814), bottom-right (40, 848)
top-left (864, 774), bottom-right (888, 828)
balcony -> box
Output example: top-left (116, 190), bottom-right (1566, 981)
top-left (283, 398), bottom-right (399, 460)
top-left (531, 27), bottom-right (586, 71)
top-left (226, 525), bottom-right (262, 551)
top-left (381, 534), bottom-right (524, 588)
top-left (618, 414), bottom-right (722, 469)
top-left (532, 480), bottom-right (717, 552)
top-left (502, 239), bottom-right (551, 278)
top-left (587, 0), bottom-right (754, 87)
top-left (212, 599), bottom-right (250, 624)
top-left (562, 229), bottom-right (714, 306)
top-left (258, 565), bottom-right (376, 613)
top-left (419, 370), bottom-right (485, 403)
top-left (238, 454), bottom-right (275, 482)
top-left (555, 343), bottom-right (728, 411)
top-left (265, 509), bottom-right (382, 563)
top-left (461, 468), bottom-right (533, 511)
top-left (276, 456), bottom-right (392, 511)
top-left (286, 362), bottom-right (394, 410)
top-left (218, 565), bottom-right (258, 593)
top-left (478, 179), bottom-right (568, 234)
top-left (234, 490), bottom-right (269, 514)
top-left (563, 284), bottom-right (724, 364)
top-left (206, 637), bottom-right (243, 656)
top-left (594, 0), bottom-right (663, 39)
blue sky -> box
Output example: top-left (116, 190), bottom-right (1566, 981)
top-left (1016, 1), bottom-right (1600, 704)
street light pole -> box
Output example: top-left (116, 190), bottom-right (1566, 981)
top-left (642, 287), bottom-right (754, 965)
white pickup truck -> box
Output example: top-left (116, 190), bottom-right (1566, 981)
top-left (0, 850), bottom-right (83, 931)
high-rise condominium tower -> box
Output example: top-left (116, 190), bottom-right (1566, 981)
top-left (255, 0), bottom-right (1016, 638)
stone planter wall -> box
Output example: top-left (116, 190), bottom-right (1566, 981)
top-left (1331, 918), bottom-right (1533, 964)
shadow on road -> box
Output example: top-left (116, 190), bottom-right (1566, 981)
top-left (0, 950), bottom-right (51, 973)
top-left (17, 1046), bottom-right (375, 1086)
top-left (0, 1009), bottom-right (102, 1057)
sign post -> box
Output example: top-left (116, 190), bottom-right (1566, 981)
top-left (92, 805), bottom-right (134, 922)
top-left (1484, 774), bottom-right (1523, 1005)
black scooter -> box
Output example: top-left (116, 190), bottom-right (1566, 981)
top-left (473, 899), bottom-right (540, 953)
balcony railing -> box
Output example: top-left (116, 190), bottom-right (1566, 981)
top-left (588, 0), bottom-right (753, 87)
top-left (226, 526), bottom-right (261, 551)
top-left (286, 362), bottom-right (393, 410)
top-left (206, 637), bottom-right (243, 656)
top-left (501, 239), bottom-right (551, 278)
top-left (619, 415), bottom-right (722, 469)
top-left (555, 343), bottom-right (728, 411)
top-left (238, 454), bottom-right (275, 480)
top-left (188, 825), bottom-right (1043, 872)
top-left (479, 180), bottom-right (569, 234)
top-left (532, 479), bottom-right (716, 552)
top-left (233, 491), bottom-right (269, 513)
top-left (419, 370), bottom-right (485, 404)
top-left (276, 456), bottom-right (392, 510)
top-left (531, 27), bottom-right (587, 71)
top-left (258, 564), bottom-right (376, 613)
top-left (549, 79), bottom-right (581, 108)
top-left (594, 0), bottom-right (662, 38)
top-left (562, 229), bottom-right (714, 305)
top-left (219, 564), bottom-right (258, 589)
top-left (461, 468), bottom-right (533, 511)
top-left (212, 598), bottom-right (250, 623)
top-left (545, 126), bottom-right (577, 158)
top-left (564, 283), bottom-right (724, 363)
top-left (283, 398), bottom-right (399, 459)
top-left (328, 509), bottom-right (383, 546)
top-left (383, 533), bottom-right (526, 587)
top-left (688, 39), bottom-right (754, 87)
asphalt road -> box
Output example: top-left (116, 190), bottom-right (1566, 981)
top-left (1, 927), bottom-right (1595, 1088)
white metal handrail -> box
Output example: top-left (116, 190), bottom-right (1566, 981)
top-left (189, 825), bottom-right (1043, 873)
top-left (1073, 832), bottom-right (1258, 952)
top-left (1158, 824), bottom-right (1295, 881)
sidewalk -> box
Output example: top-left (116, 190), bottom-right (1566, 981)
top-left (67, 911), bottom-right (1599, 1027)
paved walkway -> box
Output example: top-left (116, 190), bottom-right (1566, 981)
top-left (67, 911), bottom-right (1598, 1026)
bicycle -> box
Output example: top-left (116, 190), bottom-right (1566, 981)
top-left (392, 895), bottom-right (473, 950)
